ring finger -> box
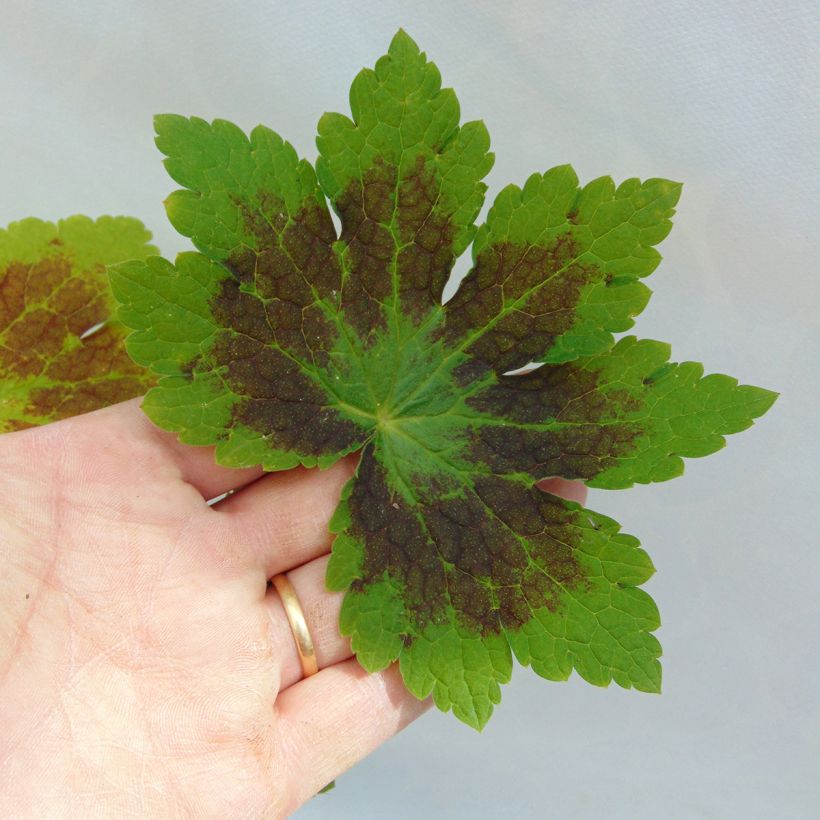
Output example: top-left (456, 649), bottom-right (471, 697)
top-left (265, 553), bottom-right (352, 690)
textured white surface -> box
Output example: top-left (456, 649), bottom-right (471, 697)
top-left (1, 2), bottom-right (817, 817)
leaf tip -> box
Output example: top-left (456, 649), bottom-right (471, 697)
top-left (153, 112), bottom-right (185, 137)
top-left (751, 386), bottom-right (779, 417)
top-left (389, 28), bottom-right (420, 56)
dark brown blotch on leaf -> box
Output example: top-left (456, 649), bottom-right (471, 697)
top-left (43, 325), bottom-right (142, 383)
top-left (0, 258), bottom-right (108, 378)
top-left (25, 327), bottom-right (149, 423)
top-left (473, 475), bottom-right (587, 628)
top-left (206, 326), bottom-right (361, 457)
top-left (29, 376), bottom-right (146, 422)
top-left (444, 233), bottom-right (600, 372)
top-left (205, 208), bottom-right (363, 456)
top-left (466, 362), bottom-right (642, 480)
top-left (222, 193), bottom-right (342, 362)
top-left (468, 359), bottom-right (629, 423)
top-left (348, 444), bottom-right (587, 636)
top-left (348, 445), bottom-right (449, 631)
top-left (395, 155), bottom-right (456, 316)
top-left (335, 161), bottom-right (395, 338)
top-left (334, 155), bottom-right (459, 335)
top-left (1, 254), bottom-right (153, 429)
top-left (470, 423), bottom-right (639, 482)
top-left (210, 280), bottom-right (275, 346)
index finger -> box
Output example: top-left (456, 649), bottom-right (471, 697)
top-left (20, 397), bottom-right (264, 502)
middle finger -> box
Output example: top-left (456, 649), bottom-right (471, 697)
top-left (203, 457), bottom-right (356, 577)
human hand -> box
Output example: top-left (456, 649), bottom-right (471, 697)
top-left (0, 399), bottom-right (586, 817)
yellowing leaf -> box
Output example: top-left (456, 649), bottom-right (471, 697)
top-left (0, 216), bottom-right (156, 431)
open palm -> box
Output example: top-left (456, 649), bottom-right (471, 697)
top-left (0, 399), bottom-right (585, 817)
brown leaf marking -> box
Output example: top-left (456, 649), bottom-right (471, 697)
top-left (0, 255), bottom-right (151, 428)
top-left (347, 445), bottom-right (586, 637)
top-left (466, 361), bottom-right (642, 480)
top-left (396, 155), bottom-right (456, 317)
top-left (444, 234), bottom-right (600, 372)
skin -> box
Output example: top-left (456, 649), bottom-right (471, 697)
top-left (0, 398), bottom-right (586, 818)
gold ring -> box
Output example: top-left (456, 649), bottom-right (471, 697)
top-left (271, 573), bottom-right (318, 678)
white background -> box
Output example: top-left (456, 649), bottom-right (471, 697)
top-left (2, 2), bottom-right (818, 818)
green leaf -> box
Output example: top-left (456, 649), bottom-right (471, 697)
top-left (111, 30), bottom-right (777, 728)
top-left (0, 216), bottom-right (157, 431)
